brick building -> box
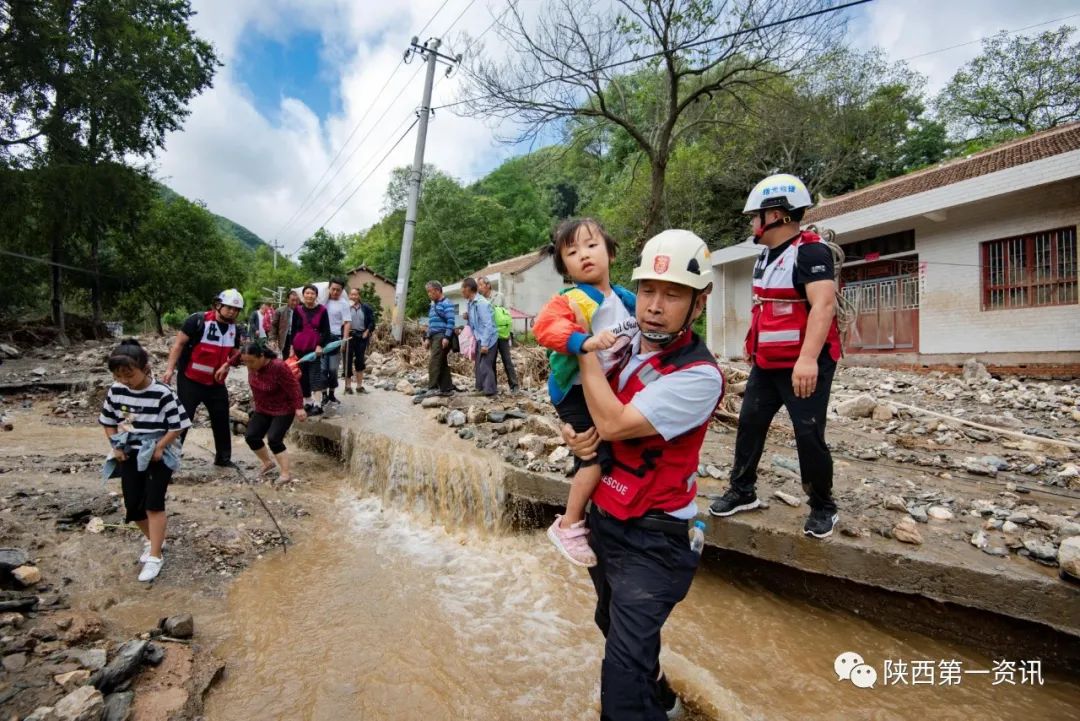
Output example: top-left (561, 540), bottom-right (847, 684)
top-left (707, 123), bottom-right (1080, 368)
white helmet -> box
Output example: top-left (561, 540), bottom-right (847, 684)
top-left (631, 229), bottom-right (713, 290)
top-left (743, 173), bottom-right (813, 214)
top-left (216, 289), bottom-right (245, 310)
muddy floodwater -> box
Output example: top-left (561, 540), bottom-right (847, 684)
top-left (199, 421), bottom-right (1080, 721)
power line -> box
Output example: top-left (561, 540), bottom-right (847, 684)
top-left (438, 0), bottom-right (479, 39)
top-left (899, 12), bottom-right (1080, 62)
top-left (0, 249), bottom-right (126, 280)
top-left (287, 111), bottom-right (418, 251)
top-left (433, 0), bottom-right (875, 112)
top-left (314, 117), bottom-right (420, 232)
top-left (274, 0), bottom-right (461, 248)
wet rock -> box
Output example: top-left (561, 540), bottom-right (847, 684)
top-left (421, 395), bottom-right (448, 408)
top-left (3, 651), bottom-right (28, 671)
top-left (909, 506), bottom-right (929, 524)
top-left (457, 428), bottom-right (475, 440)
top-left (85, 517), bottom-right (105, 534)
top-left (927, 506), bottom-right (953, 522)
top-left (1006, 512), bottom-right (1030, 525)
top-left (0, 547), bottom-right (30, 572)
top-left (55, 669), bottom-right (92, 690)
top-left (962, 358), bottom-right (990, 383)
top-left (1059, 522), bottom-right (1080, 540)
top-left (90, 639), bottom-right (147, 693)
top-left (12, 564), bottom-right (42, 586)
top-left (892, 517), bottom-right (923, 544)
top-left (883, 495), bottom-right (908, 512)
top-left (486, 411), bottom-right (507, 423)
top-left (963, 428), bottom-right (995, 443)
top-left (0, 611), bottom-right (24, 628)
top-left (32, 366), bottom-right (48, 377)
top-left (466, 406), bottom-right (487, 424)
top-left (162, 613), bottom-right (194, 639)
top-left (395, 380), bottom-right (415, 395)
top-left (54, 685), bottom-right (104, 721)
top-left (446, 410), bottom-right (466, 428)
top-left (1002, 521), bottom-right (1020, 534)
top-left (705, 465), bottom-right (724, 480)
top-left (101, 691), bottom-right (134, 721)
top-left (773, 491), bottom-right (801, 507)
top-left (968, 414), bottom-right (1024, 430)
top-left (143, 642), bottom-right (165, 666)
top-left (982, 545), bottom-right (1008, 558)
top-left (979, 455), bottom-right (1008, 471)
top-left (961, 458), bottom-right (995, 476)
top-left (1023, 538), bottom-right (1058, 562)
top-left (836, 394), bottom-right (877, 419)
top-left (970, 530), bottom-right (989, 549)
top-left (0, 342), bottom-right (21, 358)
top-left (0, 592), bottom-right (38, 613)
top-left (1058, 537), bottom-right (1080, 578)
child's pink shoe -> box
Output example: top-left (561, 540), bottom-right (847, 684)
top-left (547, 515), bottom-right (597, 567)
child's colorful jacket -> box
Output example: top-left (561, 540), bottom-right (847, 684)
top-left (533, 283), bottom-right (636, 405)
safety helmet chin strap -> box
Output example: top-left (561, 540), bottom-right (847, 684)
top-left (753, 209), bottom-right (792, 241)
top-left (639, 290), bottom-right (701, 347)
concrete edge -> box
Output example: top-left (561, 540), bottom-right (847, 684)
top-left (295, 419), bottom-right (1080, 640)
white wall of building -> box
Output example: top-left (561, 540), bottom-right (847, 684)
top-left (707, 257), bottom-right (756, 359)
top-left (916, 179), bottom-right (1080, 355)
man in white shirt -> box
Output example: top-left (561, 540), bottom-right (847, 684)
top-left (319, 277), bottom-right (351, 407)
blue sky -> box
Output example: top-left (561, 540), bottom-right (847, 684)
top-left (157, 0), bottom-right (1080, 255)
top-left (235, 30), bottom-right (336, 121)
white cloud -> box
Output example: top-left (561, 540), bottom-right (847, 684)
top-left (157, 0), bottom-right (1080, 256)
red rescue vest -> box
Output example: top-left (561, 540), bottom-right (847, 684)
top-left (745, 231), bottom-right (842, 370)
top-left (184, 310), bottom-right (237, 386)
top-left (591, 332), bottom-right (721, 520)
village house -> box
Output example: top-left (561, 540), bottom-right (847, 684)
top-left (443, 249), bottom-right (564, 334)
top-left (345, 264), bottom-right (396, 313)
top-left (707, 123), bottom-right (1080, 370)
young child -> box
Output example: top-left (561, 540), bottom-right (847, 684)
top-left (534, 218), bottom-right (638, 567)
top-left (100, 339), bottom-right (190, 582)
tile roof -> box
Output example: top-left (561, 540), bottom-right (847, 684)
top-left (471, 249), bottom-right (548, 279)
top-left (806, 122), bottom-right (1080, 222)
top-left (346, 264), bottom-right (395, 286)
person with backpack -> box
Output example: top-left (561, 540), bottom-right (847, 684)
top-left (162, 289), bottom-right (244, 467)
top-left (290, 284), bottom-right (331, 416)
top-left (478, 275), bottom-right (519, 393)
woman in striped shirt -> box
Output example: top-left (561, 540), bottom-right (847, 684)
top-left (100, 339), bottom-right (190, 582)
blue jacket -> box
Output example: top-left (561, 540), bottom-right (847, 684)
top-left (101, 430), bottom-right (182, 483)
top-left (467, 295), bottom-right (498, 348)
top-left (427, 296), bottom-right (456, 338)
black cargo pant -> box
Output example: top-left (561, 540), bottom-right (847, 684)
top-left (494, 337), bottom-right (519, 390)
top-left (730, 359), bottom-right (837, 512)
top-left (177, 374), bottom-right (232, 466)
top-left (427, 333), bottom-right (453, 392)
top-left (587, 506), bottom-right (699, 721)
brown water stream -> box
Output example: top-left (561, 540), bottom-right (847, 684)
top-left (199, 398), bottom-right (1080, 721)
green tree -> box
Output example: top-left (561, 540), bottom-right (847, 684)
top-left (358, 282), bottom-right (383, 320)
top-left (117, 194), bottom-right (242, 333)
top-left (298, 228), bottom-right (346, 281)
top-left (936, 26), bottom-right (1080, 140)
top-left (0, 0), bottom-right (219, 335)
top-left (460, 0), bottom-right (846, 243)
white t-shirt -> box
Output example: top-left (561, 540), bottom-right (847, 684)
top-left (325, 298), bottom-right (351, 335)
top-left (617, 334), bottom-right (724, 519)
top-left (590, 291), bottom-right (639, 372)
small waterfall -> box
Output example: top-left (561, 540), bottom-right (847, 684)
top-left (342, 426), bottom-right (510, 532)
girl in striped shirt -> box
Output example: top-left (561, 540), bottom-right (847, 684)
top-left (100, 339), bottom-right (190, 582)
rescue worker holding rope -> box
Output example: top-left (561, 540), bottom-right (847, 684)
top-left (563, 230), bottom-right (723, 720)
top-left (163, 289), bottom-right (244, 467)
top-left (710, 174), bottom-right (841, 539)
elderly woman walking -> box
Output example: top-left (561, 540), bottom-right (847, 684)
top-left (240, 342), bottom-right (306, 482)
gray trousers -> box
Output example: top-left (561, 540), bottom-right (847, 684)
top-left (474, 340), bottom-right (498, 395)
top-left (494, 337), bottom-right (519, 390)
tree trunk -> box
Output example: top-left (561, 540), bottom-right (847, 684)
top-left (642, 156), bottom-right (669, 244)
top-left (90, 226), bottom-right (103, 336)
top-left (50, 226), bottom-right (68, 345)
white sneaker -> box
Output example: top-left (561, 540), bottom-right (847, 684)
top-left (139, 540), bottom-right (166, 564)
top-left (138, 556), bottom-right (163, 582)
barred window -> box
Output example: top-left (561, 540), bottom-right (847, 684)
top-left (981, 227), bottom-right (1078, 310)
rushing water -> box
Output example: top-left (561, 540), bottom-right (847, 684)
top-left (203, 396), bottom-right (1080, 721)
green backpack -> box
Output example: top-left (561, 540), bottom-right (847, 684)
top-left (492, 304), bottom-right (512, 340)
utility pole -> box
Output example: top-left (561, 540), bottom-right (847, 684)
top-left (391, 37), bottom-right (459, 344)
top-left (269, 238), bottom-right (284, 271)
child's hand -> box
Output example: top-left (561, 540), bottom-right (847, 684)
top-left (112, 448), bottom-right (127, 462)
top-left (151, 446), bottom-right (165, 462)
top-left (583, 330), bottom-right (617, 353)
